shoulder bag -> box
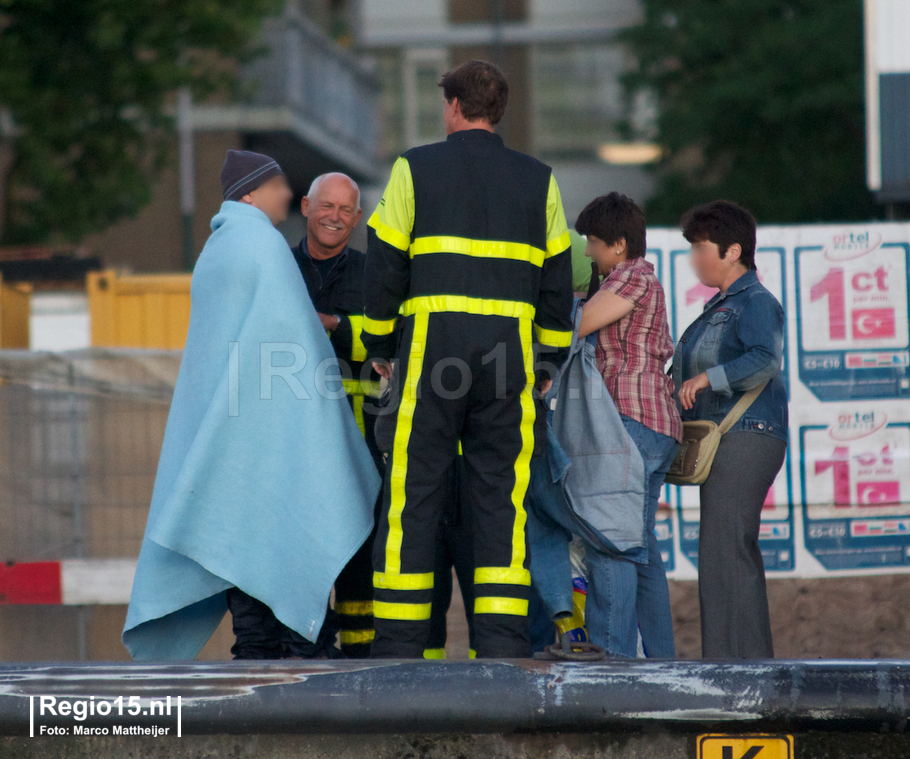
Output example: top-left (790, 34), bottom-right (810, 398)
top-left (665, 379), bottom-right (769, 486)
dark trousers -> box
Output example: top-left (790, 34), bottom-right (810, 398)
top-left (226, 588), bottom-right (343, 659)
top-left (371, 312), bottom-right (536, 659)
top-left (426, 456), bottom-right (476, 657)
top-left (697, 431), bottom-right (787, 659)
top-left (334, 530), bottom-right (377, 658)
top-left (334, 403), bottom-right (385, 658)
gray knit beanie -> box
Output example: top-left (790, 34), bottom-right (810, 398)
top-left (220, 150), bottom-right (285, 201)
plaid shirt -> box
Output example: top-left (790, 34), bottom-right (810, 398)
top-left (594, 258), bottom-right (682, 442)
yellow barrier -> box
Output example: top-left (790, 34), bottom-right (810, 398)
top-left (0, 274), bottom-right (31, 349)
top-left (87, 270), bottom-right (191, 349)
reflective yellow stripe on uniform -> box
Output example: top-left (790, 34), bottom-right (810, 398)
top-left (363, 315), bottom-right (397, 335)
top-left (373, 571), bottom-right (434, 590)
top-left (470, 320), bottom-right (534, 619)
top-left (335, 601), bottom-right (373, 617)
top-left (474, 567), bottom-right (531, 586)
top-left (336, 600), bottom-right (374, 616)
top-left (423, 648), bottom-right (446, 659)
top-left (351, 393), bottom-right (365, 435)
top-left (383, 312), bottom-right (430, 574)
top-left (369, 213), bottom-right (411, 251)
top-left (340, 630), bottom-right (375, 646)
top-left (373, 601), bottom-right (432, 620)
top-left (342, 377), bottom-right (383, 438)
top-left (367, 156), bottom-right (415, 252)
top-left (410, 236), bottom-right (546, 267)
top-left (474, 597), bottom-right (529, 616)
top-left (544, 173), bottom-right (571, 258)
top-left (534, 324), bottom-right (573, 347)
top-left (546, 230), bottom-right (572, 257)
top-left (401, 295), bottom-right (536, 321)
top-left (346, 314), bottom-right (368, 362)
top-left (342, 379), bottom-right (382, 398)
top-left (511, 317), bottom-right (535, 571)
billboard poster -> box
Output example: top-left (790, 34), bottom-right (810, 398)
top-left (800, 410), bottom-right (910, 571)
top-left (795, 236), bottom-right (909, 401)
top-left (642, 223), bottom-right (910, 579)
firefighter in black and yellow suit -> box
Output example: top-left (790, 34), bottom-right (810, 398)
top-left (362, 68), bottom-right (573, 658)
top-left (291, 173), bottom-right (383, 658)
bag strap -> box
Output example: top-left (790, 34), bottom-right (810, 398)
top-left (716, 379), bottom-right (770, 435)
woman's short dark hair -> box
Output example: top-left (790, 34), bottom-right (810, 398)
top-left (680, 200), bottom-right (757, 270)
top-left (438, 60), bottom-right (509, 125)
top-left (574, 192), bottom-right (647, 260)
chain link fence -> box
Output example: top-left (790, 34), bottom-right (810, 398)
top-left (0, 348), bottom-right (179, 564)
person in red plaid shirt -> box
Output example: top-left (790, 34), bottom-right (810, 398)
top-left (575, 192), bottom-right (681, 658)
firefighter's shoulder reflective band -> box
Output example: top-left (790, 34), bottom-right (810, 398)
top-left (409, 236), bottom-right (546, 267)
top-left (474, 597), bottom-right (529, 616)
top-left (474, 567), bottom-right (531, 586)
top-left (363, 316), bottom-right (397, 335)
top-left (374, 601), bottom-right (432, 620)
top-left (535, 324), bottom-right (573, 347)
top-left (546, 230), bottom-right (572, 257)
top-left (544, 172), bottom-right (571, 257)
top-left (369, 212), bottom-right (411, 252)
top-left (368, 156), bottom-right (414, 252)
top-left (373, 571), bottom-right (435, 590)
top-left (401, 295), bottom-right (536, 321)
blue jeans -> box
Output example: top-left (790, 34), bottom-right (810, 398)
top-left (583, 416), bottom-right (678, 658)
top-left (527, 419), bottom-right (678, 658)
top-left (527, 451), bottom-right (575, 624)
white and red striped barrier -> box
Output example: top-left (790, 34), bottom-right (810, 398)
top-left (0, 559), bottom-right (136, 605)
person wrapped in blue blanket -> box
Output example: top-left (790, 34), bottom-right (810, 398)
top-left (122, 151), bottom-right (381, 660)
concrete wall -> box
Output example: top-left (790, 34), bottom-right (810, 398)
top-left (3, 733), bottom-right (909, 759)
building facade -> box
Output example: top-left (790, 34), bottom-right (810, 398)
top-left (82, 1), bottom-right (383, 273)
top-left (353, 0), bottom-right (655, 226)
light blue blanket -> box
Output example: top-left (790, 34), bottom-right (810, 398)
top-left (122, 201), bottom-right (380, 660)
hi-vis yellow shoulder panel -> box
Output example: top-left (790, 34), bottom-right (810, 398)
top-left (697, 734), bottom-right (793, 759)
top-left (544, 173), bottom-right (571, 258)
top-left (368, 156), bottom-right (414, 252)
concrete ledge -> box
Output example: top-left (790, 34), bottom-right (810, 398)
top-left (2, 659), bottom-right (910, 737)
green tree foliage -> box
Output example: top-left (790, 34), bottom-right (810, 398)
top-left (621, 0), bottom-right (880, 225)
top-left (0, 0), bottom-right (283, 244)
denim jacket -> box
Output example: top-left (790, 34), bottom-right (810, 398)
top-left (670, 270), bottom-right (788, 442)
top-left (547, 305), bottom-right (648, 562)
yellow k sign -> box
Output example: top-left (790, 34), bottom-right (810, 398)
top-left (698, 734), bottom-right (793, 759)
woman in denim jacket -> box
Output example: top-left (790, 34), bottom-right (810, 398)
top-left (671, 200), bottom-right (788, 659)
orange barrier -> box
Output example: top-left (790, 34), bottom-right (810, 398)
top-left (0, 274), bottom-right (31, 348)
top-left (87, 270), bottom-right (191, 349)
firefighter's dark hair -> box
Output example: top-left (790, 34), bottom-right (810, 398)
top-left (439, 60), bottom-right (509, 125)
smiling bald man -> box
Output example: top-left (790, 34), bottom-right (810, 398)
top-left (291, 172), bottom-right (384, 658)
